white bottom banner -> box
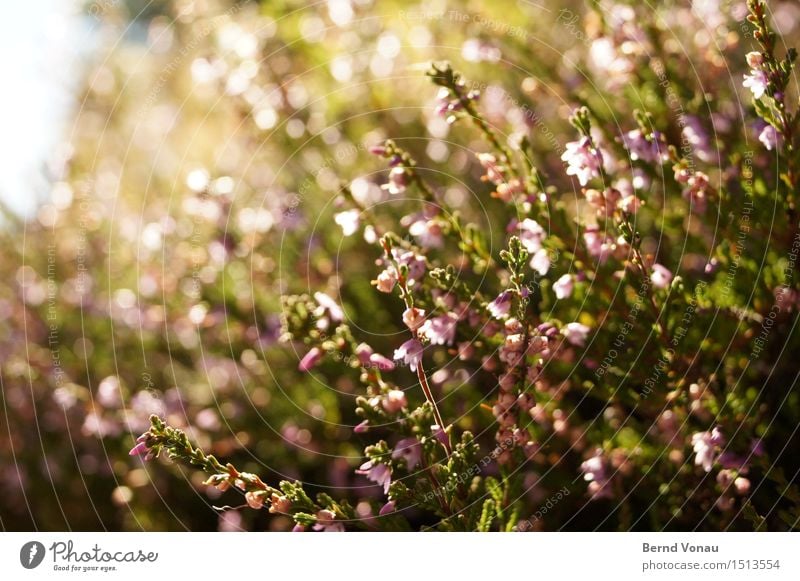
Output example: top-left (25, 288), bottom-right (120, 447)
top-left (1, 532), bottom-right (797, 580)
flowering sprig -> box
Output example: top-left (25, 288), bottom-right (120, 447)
top-left (427, 62), bottom-right (514, 164)
top-left (746, 0), bottom-right (798, 196)
top-left (131, 416), bottom-right (372, 531)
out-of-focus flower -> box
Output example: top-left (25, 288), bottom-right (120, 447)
top-left (517, 218), bottom-right (546, 253)
top-left (561, 137), bottom-right (603, 186)
top-left (758, 124), bottom-right (780, 150)
top-left (394, 339), bottom-right (423, 371)
top-left (314, 292), bottom-right (344, 322)
top-left (553, 274), bottom-right (574, 299)
top-left (381, 389), bottom-right (407, 413)
top-left (356, 460), bottom-right (392, 493)
top-left (650, 264), bottom-right (673, 289)
top-left (621, 129), bottom-right (667, 163)
top-left (581, 449), bottom-right (612, 499)
top-left (530, 249), bottom-right (550, 276)
top-left (563, 322), bottom-right (590, 347)
top-left (382, 166), bottom-right (408, 195)
top-left (334, 209), bottom-right (360, 236)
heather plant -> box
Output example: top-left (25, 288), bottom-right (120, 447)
top-left (127, 1), bottom-right (800, 531)
top-left (3, 0), bottom-right (800, 532)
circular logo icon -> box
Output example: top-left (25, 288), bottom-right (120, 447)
top-left (20, 541), bottom-right (46, 569)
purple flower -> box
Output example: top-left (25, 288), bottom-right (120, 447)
top-left (419, 313), bottom-right (458, 345)
top-left (391, 437), bottom-right (422, 469)
top-left (394, 338), bottom-right (423, 371)
top-left (356, 461), bottom-right (392, 494)
top-left (353, 420), bottom-right (369, 434)
top-left (381, 389), bottom-right (407, 413)
top-left (621, 129), bottom-right (666, 163)
top-left (758, 124), bottom-right (780, 151)
top-left (487, 290), bottom-right (513, 319)
top-left (561, 136), bottom-right (603, 186)
top-left (379, 501), bottom-right (396, 516)
top-left (391, 249), bottom-right (426, 282)
top-left (743, 68), bottom-right (768, 99)
top-left (553, 274), bottom-right (574, 299)
top-left (298, 346), bottom-right (324, 372)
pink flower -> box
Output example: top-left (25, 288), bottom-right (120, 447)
top-left (394, 338), bottom-right (423, 371)
top-left (402, 307), bottom-right (426, 331)
top-left (128, 434), bottom-right (151, 458)
top-left (374, 268), bottom-right (397, 293)
top-left (298, 347), bottom-right (324, 372)
top-left (650, 264), bottom-right (673, 289)
top-left (355, 343), bottom-right (396, 371)
top-left (334, 209), bottom-right (360, 236)
top-left (553, 274), bottom-right (574, 299)
top-left (561, 136), bottom-right (603, 186)
top-left (517, 218), bottom-right (546, 253)
top-left (563, 322), bottom-right (590, 347)
top-left (419, 313), bottom-right (458, 345)
top-left (383, 166), bottom-right (409, 195)
top-left (692, 428), bottom-right (724, 472)
top-left (381, 389), bottom-right (407, 413)
top-left (758, 124), bottom-right (780, 151)
top-left (487, 290), bottom-right (513, 319)
top-left (743, 68), bottom-right (768, 99)
top-left (353, 420), bottom-right (369, 434)
top-left (313, 509), bottom-right (345, 532)
top-left (356, 461), bottom-right (392, 494)
top-left (392, 437), bottom-right (422, 469)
